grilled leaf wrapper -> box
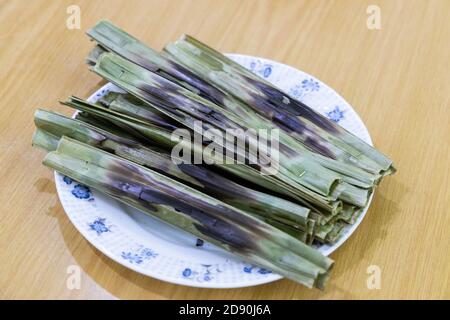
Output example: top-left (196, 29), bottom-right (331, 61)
top-left (86, 20), bottom-right (386, 204)
top-left (39, 136), bottom-right (333, 288)
top-left (33, 109), bottom-right (313, 233)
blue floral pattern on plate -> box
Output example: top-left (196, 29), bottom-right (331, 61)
top-left (243, 265), bottom-right (272, 275)
top-left (72, 184), bottom-right (92, 199)
top-left (289, 78), bottom-right (321, 101)
top-left (121, 252), bottom-right (144, 264)
top-left (88, 217), bottom-right (111, 235)
top-left (181, 264), bottom-right (222, 282)
top-left (301, 78), bottom-right (320, 91)
top-left (249, 60), bottom-right (272, 78)
top-left (63, 176), bottom-right (94, 201)
top-left (63, 176), bottom-right (73, 185)
top-left (326, 106), bottom-right (345, 123)
top-left (121, 246), bottom-right (158, 264)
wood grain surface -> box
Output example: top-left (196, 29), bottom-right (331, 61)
top-left (0, 0), bottom-right (449, 299)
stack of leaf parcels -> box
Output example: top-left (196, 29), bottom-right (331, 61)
top-left (32, 21), bottom-right (395, 289)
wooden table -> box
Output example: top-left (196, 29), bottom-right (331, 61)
top-left (1, 0), bottom-right (449, 299)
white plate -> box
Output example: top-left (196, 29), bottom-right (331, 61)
top-left (54, 54), bottom-right (374, 288)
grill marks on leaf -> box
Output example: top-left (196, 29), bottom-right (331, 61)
top-left (108, 162), bottom-right (256, 251)
top-left (248, 77), bottom-right (339, 134)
